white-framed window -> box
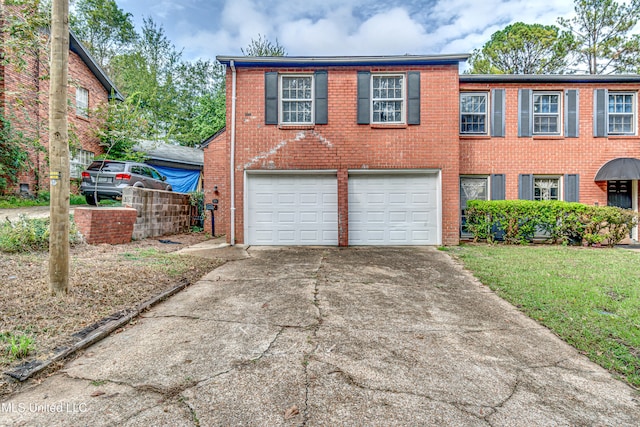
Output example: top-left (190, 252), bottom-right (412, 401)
top-left (372, 74), bottom-right (404, 124)
top-left (70, 149), bottom-right (94, 178)
top-left (460, 92), bottom-right (488, 134)
top-left (76, 87), bottom-right (89, 118)
top-left (280, 75), bottom-right (313, 124)
top-left (533, 92), bottom-right (561, 135)
top-left (533, 176), bottom-right (560, 201)
top-left (608, 92), bottom-right (635, 135)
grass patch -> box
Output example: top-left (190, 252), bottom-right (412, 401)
top-left (120, 249), bottom-right (198, 276)
top-left (0, 192), bottom-right (87, 208)
top-left (0, 215), bottom-right (82, 253)
top-left (449, 244), bottom-right (640, 388)
top-left (1, 331), bottom-right (35, 362)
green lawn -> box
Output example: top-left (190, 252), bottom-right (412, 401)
top-left (0, 193), bottom-right (87, 208)
top-left (448, 244), bottom-right (640, 389)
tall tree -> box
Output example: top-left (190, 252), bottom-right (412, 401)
top-left (172, 60), bottom-right (226, 145)
top-left (241, 34), bottom-right (286, 56)
top-left (49, 0), bottom-right (70, 294)
top-left (69, 0), bottom-right (136, 72)
top-left (107, 18), bottom-right (224, 146)
top-left (109, 18), bottom-right (182, 142)
top-left (558, 0), bottom-right (640, 74)
top-left (467, 22), bottom-right (575, 74)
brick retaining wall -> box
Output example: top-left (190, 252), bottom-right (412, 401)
top-left (74, 207), bottom-right (137, 244)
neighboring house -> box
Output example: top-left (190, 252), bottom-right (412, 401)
top-left (1, 8), bottom-right (122, 194)
top-left (204, 55), bottom-right (640, 246)
top-left (133, 140), bottom-right (204, 193)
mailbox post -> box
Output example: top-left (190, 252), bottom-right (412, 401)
top-left (205, 199), bottom-right (219, 236)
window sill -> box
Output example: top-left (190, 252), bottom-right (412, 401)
top-left (76, 115), bottom-right (90, 122)
top-left (369, 123), bottom-right (408, 129)
top-left (277, 124), bottom-right (316, 130)
top-left (606, 134), bottom-right (640, 139)
top-left (532, 135), bottom-right (564, 140)
top-left (460, 134), bottom-right (491, 139)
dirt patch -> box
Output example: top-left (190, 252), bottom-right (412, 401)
top-left (0, 233), bottom-right (223, 394)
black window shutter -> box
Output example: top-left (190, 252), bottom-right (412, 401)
top-left (564, 174), bottom-right (580, 202)
top-left (406, 71), bottom-right (420, 125)
top-left (565, 90), bottom-right (579, 138)
top-left (518, 89), bottom-right (532, 137)
top-left (357, 71), bottom-right (371, 124)
top-left (490, 174), bottom-right (506, 200)
top-left (265, 72), bottom-right (278, 125)
top-left (491, 89), bottom-right (505, 137)
top-left (594, 89), bottom-right (608, 137)
top-left (314, 71), bottom-right (328, 125)
top-left (518, 174), bottom-right (534, 200)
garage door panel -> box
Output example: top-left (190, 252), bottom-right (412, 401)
top-left (389, 193), bottom-right (407, 204)
top-left (278, 193), bottom-right (295, 204)
top-left (300, 212), bottom-right (319, 223)
top-left (247, 174), bottom-right (338, 245)
top-left (389, 211), bottom-right (407, 222)
top-left (349, 173), bottom-right (439, 245)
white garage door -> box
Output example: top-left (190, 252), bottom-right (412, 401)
top-left (348, 172), bottom-right (440, 245)
top-left (246, 173), bottom-right (338, 245)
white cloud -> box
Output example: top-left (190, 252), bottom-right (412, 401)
top-left (124, 0), bottom-right (580, 60)
top-left (280, 7), bottom-right (428, 55)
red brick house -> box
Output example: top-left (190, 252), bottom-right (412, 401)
top-left (1, 25), bottom-right (122, 194)
top-left (204, 55), bottom-right (640, 246)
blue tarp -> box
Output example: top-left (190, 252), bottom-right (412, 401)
top-left (152, 165), bottom-right (201, 193)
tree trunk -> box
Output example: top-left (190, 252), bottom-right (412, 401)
top-left (49, 0), bottom-right (70, 295)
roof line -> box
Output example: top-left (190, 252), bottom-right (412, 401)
top-left (460, 74), bottom-right (640, 83)
top-left (217, 54), bottom-right (470, 68)
top-left (69, 30), bottom-right (123, 101)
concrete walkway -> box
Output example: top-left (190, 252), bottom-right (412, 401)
top-left (1, 246), bottom-right (638, 426)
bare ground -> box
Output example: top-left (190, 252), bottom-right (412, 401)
top-left (0, 233), bottom-right (223, 395)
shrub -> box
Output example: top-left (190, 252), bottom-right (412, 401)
top-left (0, 215), bottom-right (83, 253)
top-left (466, 200), bottom-right (638, 246)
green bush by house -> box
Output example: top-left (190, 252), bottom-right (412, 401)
top-left (465, 200), bottom-right (638, 246)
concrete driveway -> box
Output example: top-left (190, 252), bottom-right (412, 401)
top-left (2, 246), bottom-right (639, 426)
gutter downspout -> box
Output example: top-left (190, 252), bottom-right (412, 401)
top-left (230, 60), bottom-right (237, 245)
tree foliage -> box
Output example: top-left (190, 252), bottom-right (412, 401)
top-left (91, 93), bottom-right (149, 161)
top-left (558, 0), bottom-right (640, 74)
top-left (0, 114), bottom-right (31, 192)
top-left (0, 0), bottom-right (51, 193)
top-left (1, 0), bottom-right (51, 72)
top-left (105, 18), bottom-right (224, 146)
top-left (69, 0), bottom-right (136, 72)
top-left (241, 34), bottom-right (286, 56)
top-left (467, 22), bottom-right (575, 74)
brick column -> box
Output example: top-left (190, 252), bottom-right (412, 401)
top-left (337, 169), bottom-right (349, 247)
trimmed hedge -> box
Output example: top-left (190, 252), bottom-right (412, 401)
top-left (465, 200), bottom-right (638, 246)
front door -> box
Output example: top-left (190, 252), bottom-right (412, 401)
top-left (608, 180), bottom-right (632, 209)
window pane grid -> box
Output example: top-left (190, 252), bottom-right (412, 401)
top-left (460, 93), bottom-right (487, 134)
top-left (608, 93), bottom-right (635, 134)
top-left (281, 76), bottom-right (313, 124)
top-left (533, 93), bottom-right (560, 134)
top-left (372, 75), bottom-right (404, 123)
top-left (534, 178), bottom-right (559, 201)
top-left (76, 87), bottom-right (89, 118)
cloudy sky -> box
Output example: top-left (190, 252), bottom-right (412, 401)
top-left (118, 0), bottom-right (577, 61)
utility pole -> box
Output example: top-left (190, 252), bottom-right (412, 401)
top-left (49, 0), bottom-right (70, 295)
